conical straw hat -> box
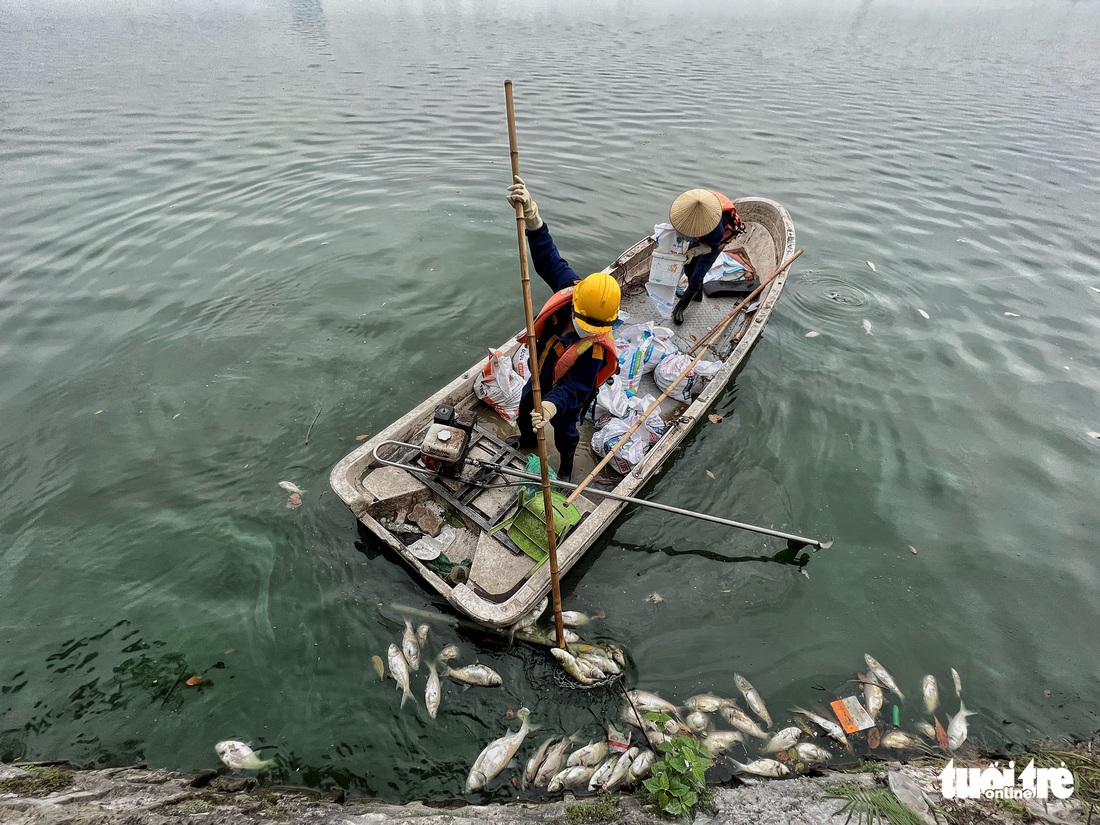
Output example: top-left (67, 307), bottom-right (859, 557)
top-left (669, 189), bottom-right (722, 238)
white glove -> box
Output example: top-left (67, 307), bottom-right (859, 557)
top-left (506, 175), bottom-right (544, 231)
top-left (684, 243), bottom-right (712, 263)
top-left (530, 400), bottom-right (557, 430)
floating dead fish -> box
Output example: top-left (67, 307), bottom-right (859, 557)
top-left (567, 741), bottom-right (609, 768)
top-left (861, 674), bottom-right (883, 720)
top-left (215, 740), bottom-right (274, 771)
top-left (720, 704), bottom-right (770, 740)
top-left (792, 742), bottom-right (832, 765)
top-left (734, 673), bottom-right (772, 728)
top-left (731, 757), bottom-right (790, 778)
top-left (881, 730), bottom-right (922, 750)
top-left (439, 644), bottom-right (460, 661)
top-left (625, 690), bottom-right (678, 715)
top-left (547, 764), bottom-right (596, 793)
top-left (425, 660), bottom-right (441, 719)
top-left (683, 694), bottom-right (729, 713)
top-left (1091, 287), bottom-right (1100, 294)
top-left (917, 309), bottom-right (930, 319)
top-left (551, 647), bottom-right (602, 684)
top-left (922, 675), bottom-right (939, 714)
top-left (524, 736), bottom-right (557, 788)
top-left (466, 708), bottom-right (531, 792)
top-left (446, 663), bottom-right (502, 687)
top-left (866, 261), bottom-right (877, 272)
top-left (862, 319), bottom-right (874, 335)
top-left (915, 721), bottom-right (937, 740)
top-left (588, 757), bottom-right (617, 791)
top-left (685, 711), bottom-right (710, 734)
top-left (602, 746), bottom-right (640, 790)
top-left (805, 330), bottom-right (820, 338)
top-left (947, 700), bottom-right (975, 750)
top-left (791, 706), bottom-right (849, 749)
top-left (1089, 432), bottom-right (1100, 439)
top-left (278, 481), bottom-right (305, 494)
top-left (951, 668), bottom-right (962, 696)
top-left (560, 611), bottom-right (591, 627)
top-left (628, 749), bottom-right (655, 781)
top-left (762, 726), bottom-right (801, 754)
top-left (533, 737), bottom-right (572, 787)
top-left (1004, 312), bottom-right (1020, 317)
top-left (402, 621), bottom-right (421, 673)
top-left (371, 655), bottom-right (385, 680)
top-left (417, 624), bottom-right (429, 645)
top-left (864, 654), bottom-right (905, 700)
top-left (387, 643), bottom-right (414, 708)
top-left (645, 592), bottom-right (664, 604)
top-left (701, 729), bottom-right (744, 756)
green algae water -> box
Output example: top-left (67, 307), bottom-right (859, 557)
top-left (2, 0), bottom-right (1099, 802)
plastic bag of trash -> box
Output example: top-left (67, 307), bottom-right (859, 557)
top-left (512, 343), bottom-right (531, 382)
top-left (474, 349), bottom-right (523, 424)
top-left (626, 394), bottom-right (666, 443)
top-left (591, 417), bottom-right (650, 475)
top-left (653, 355), bottom-right (722, 403)
top-left (594, 376), bottom-right (630, 423)
top-left (616, 324), bottom-right (678, 374)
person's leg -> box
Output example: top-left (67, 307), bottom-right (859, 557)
top-left (552, 408), bottom-right (581, 482)
top-left (673, 260), bottom-right (704, 325)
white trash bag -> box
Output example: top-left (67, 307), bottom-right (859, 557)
top-left (591, 417), bottom-right (650, 475)
top-left (653, 355), bottom-right (722, 403)
top-left (473, 349), bottom-right (524, 424)
top-left (511, 343), bottom-right (531, 382)
top-left (594, 376), bottom-right (630, 423)
top-left (625, 394), bottom-right (667, 444)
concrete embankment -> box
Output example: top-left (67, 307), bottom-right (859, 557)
top-left (1, 755), bottom-right (1094, 825)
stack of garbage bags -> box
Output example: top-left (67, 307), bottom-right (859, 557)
top-left (591, 323), bottom-right (720, 474)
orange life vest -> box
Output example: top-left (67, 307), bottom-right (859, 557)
top-left (516, 287), bottom-right (618, 388)
top-left (711, 190), bottom-right (746, 247)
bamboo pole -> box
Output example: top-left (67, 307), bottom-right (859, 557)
top-left (565, 249), bottom-right (803, 506)
top-left (504, 80), bottom-right (566, 650)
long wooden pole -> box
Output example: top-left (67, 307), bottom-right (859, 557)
top-left (565, 249), bottom-right (803, 506)
top-left (504, 80), bottom-right (566, 650)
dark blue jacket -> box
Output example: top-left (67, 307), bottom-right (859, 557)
top-left (684, 215), bottom-right (729, 292)
top-left (523, 222), bottom-right (602, 414)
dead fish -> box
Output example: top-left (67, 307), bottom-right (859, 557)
top-left (561, 611), bottom-right (591, 627)
top-left (439, 644), bottom-right (460, 661)
top-left (866, 260), bottom-right (877, 272)
top-left (567, 741), bottom-right (609, 768)
top-left (734, 673), bottom-right (772, 728)
top-left (862, 319), bottom-right (874, 335)
top-left (425, 659), bottom-right (441, 719)
top-left (547, 764), bottom-right (596, 793)
top-left (951, 668), bottom-right (962, 696)
top-left (762, 726), bottom-right (802, 754)
top-left (792, 742), bottom-right (832, 765)
top-left (805, 330), bottom-right (820, 338)
top-left (791, 706), bottom-right (850, 750)
top-left (918, 309), bottom-right (930, 319)
top-left (371, 655), bottom-right (385, 680)
top-left (551, 647), bottom-right (601, 685)
top-left (387, 643), bottom-right (414, 708)
top-left (864, 654), bottom-right (905, 700)
top-left (466, 708), bottom-right (531, 792)
top-left (588, 757), bottom-right (617, 791)
top-left (861, 673), bottom-right (883, 720)
top-left (683, 694), bottom-right (730, 714)
top-left (915, 721), bottom-right (937, 740)
top-left (685, 711), bottom-right (710, 734)
top-left (278, 481), bottom-right (305, 494)
top-left (416, 624), bottom-right (430, 645)
top-left (947, 700), bottom-right (975, 750)
top-left (1004, 311), bottom-right (1020, 317)
top-left (922, 675), bottom-right (939, 714)
top-left (881, 730), bottom-right (923, 750)
top-left (446, 663), bottom-right (502, 687)
top-left (645, 592), bottom-right (664, 604)
top-left (720, 704), bottom-right (770, 740)
top-left (402, 620), bottom-right (420, 673)
top-left (601, 747), bottom-right (640, 791)
top-left (533, 737), bottom-right (571, 787)
top-left (625, 690), bottom-right (678, 715)
top-left (730, 757), bottom-right (790, 778)
top-left (524, 736), bottom-right (557, 789)
top-left (628, 749), bottom-right (655, 781)
top-left (215, 740), bottom-right (274, 771)
top-left (701, 729), bottom-right (744, 756)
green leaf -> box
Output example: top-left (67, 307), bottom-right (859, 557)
top-left (642, 778), bottom-right (660, 794)
top-left (682, 792), bottom-right (697, 808)
top-left (657, 772), bottom-right (670, 791)
top-left (663, 800), bottom-right (682, 816)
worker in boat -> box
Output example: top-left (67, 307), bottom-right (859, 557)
top-left (668, 188), bottom-right (747, 325)
top-left (504, 175), bottom-right (621, 483)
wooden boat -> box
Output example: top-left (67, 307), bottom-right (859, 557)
top-left (329, 197), bottom-right (796, 629)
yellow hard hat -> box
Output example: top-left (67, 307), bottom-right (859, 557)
top-left (571, 272), bottom-right (621, 334)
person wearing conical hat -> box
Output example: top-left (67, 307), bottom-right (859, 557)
top-left (504, 176), bottom-right (621, 482)
top-left (667, 189), bottom-right (745, 325)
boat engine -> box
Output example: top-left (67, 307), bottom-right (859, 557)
top-left (419, 404), bottom-right (475, 477)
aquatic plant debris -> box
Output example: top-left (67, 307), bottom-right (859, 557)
top-left (186, 675), bottom-right (205, 686)
top-left (708, 413), bottom-right (722, 424)
top-left (371, 655), bottom-right (385, 680)
top-left (805, 330), bottom-right (820, 337)
top-left (356, 434), bottom-right (368, 440)
top-left (286, 494), bottom-right (302, 508)
top-left (866, 260), bottom-right (877, 272)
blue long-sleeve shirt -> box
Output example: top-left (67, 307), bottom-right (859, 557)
top-left (522, 222), bottom-right (602, 414)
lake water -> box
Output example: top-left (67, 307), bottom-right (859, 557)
top-left (2, 0), bottom-right (1099, 802)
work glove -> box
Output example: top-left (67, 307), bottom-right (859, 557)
top-left (506, 175), bottom-right (544, 231)
top-left (530, 400), bottom-right (557, 431)
top-left (684, 243), bottom-right (712, 263)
